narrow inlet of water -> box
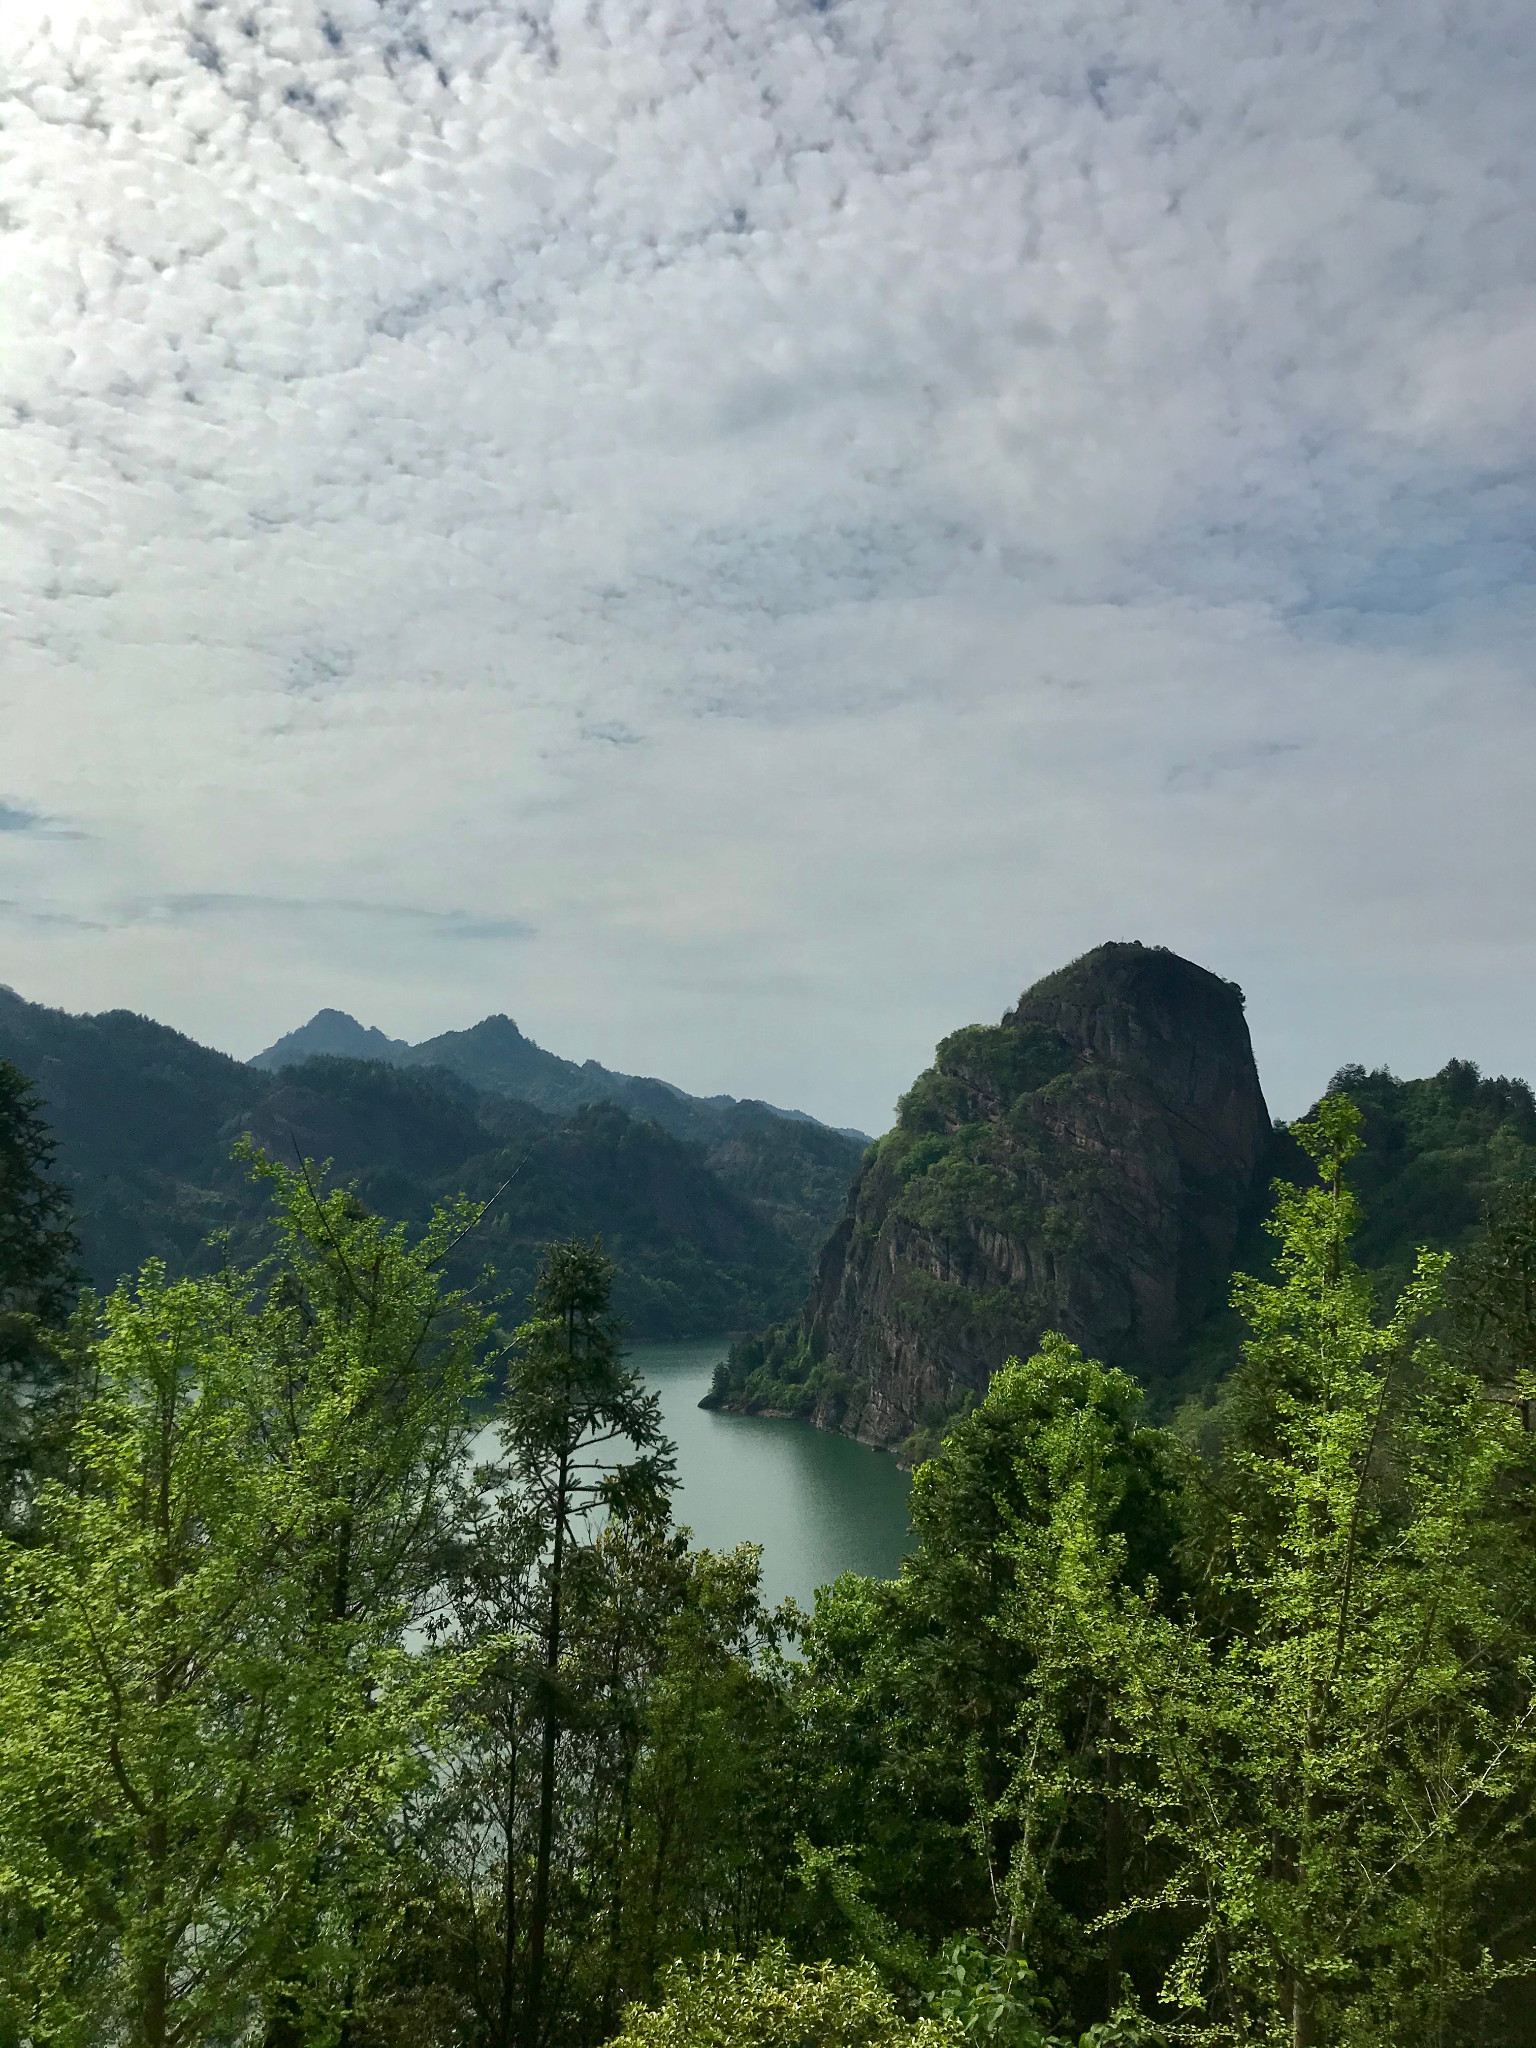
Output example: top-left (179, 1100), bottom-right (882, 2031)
top-left (634, 1336), bottom-right (914, 1613)
top-left (470, 1336), bottom-right (913, 1615)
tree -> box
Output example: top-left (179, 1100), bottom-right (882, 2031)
top-left (1127, 1095), bottom-right (1536, 2045)
top-left (1447, 1175), bottom-right (1536, 1406)
top-left (409, 1493), bottom-right (793, 2048)
top-left (980, 1341), bottom-right (1181, 2014)
top-left (791, 1339), bottom-right (1182, 2025)
top-left (482, 1238), bottom-right (674, 2048)
top-left (0, 1057), bottom-right (82, 1538)
top-left (599, 1529), bottom-right (796, 1999)
top-left (0, 1154), bottom-right (491, 2048)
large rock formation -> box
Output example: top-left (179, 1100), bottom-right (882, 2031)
top-left (714, 943), bottom-right (1272, 1447)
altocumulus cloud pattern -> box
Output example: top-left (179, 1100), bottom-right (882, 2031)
top-left (2, 0), bottom-right (1535, 1127)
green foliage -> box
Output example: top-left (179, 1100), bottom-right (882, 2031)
top-left (873, 1021), bottom-right (1086, 1266)
top-left (1121, 1095), bottom-right (1536, 2044)
top-left (789, 1339), bottom-right (1183, 2026)
top-left (401, 1237), bottom-right (808, 2048)
top-left (406, 1504), bottom-right (798, 2047)
top-left (929, 1936), bottom-right (1063, 2047)
top-left (899, 1026), bottom-right (1077, 1137)
top-left (0, 1058), bottom-right (80, 1325)
top-left (492, 1237), bottom-right (675, 2043)
top-left (1446, 1175), bottom-right (1536, 1394)
top-left (7, 1044), bottom-right (1536, 2048)
top-left (785, 1104), bottom-right (1536, 2043)
top-left (925, 1936), bottom-right (1160, 2048)
top-left (608, 1944), bottom-right (957, 2048)
top-left (0, 1152), bottom-right (489, 2048)
top-left (789, 1837), bottom-right (931, 1996)
top-left (0, 1058), bottom-right (84, 1540)
top-left (707, 1325), bottom-right (860, 1426)
top-left (1331, 1060), bottom-right (1536, 1295)
top-left (894, 1387), bottom-right (978, 1468)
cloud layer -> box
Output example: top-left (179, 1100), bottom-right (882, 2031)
top-left (3, 0), bottom-right (1534, 1128)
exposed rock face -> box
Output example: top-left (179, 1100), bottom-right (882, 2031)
top-left (763, 944), bottom-right (1271, 1447)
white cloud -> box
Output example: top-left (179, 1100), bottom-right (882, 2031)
top-left (1, 0), bottom-right (1533, 1128)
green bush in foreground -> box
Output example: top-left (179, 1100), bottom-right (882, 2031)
top-left (610, 1944), bottom-right (957, 2048)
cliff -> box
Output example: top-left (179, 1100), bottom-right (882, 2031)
top-left (712, 943), bottom-right (1273, 1448)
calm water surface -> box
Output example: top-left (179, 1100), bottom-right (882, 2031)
top-left (635, 1336), bottom-right (913, 1612)
top-left (474, 1336), bottom-right (913, 1613)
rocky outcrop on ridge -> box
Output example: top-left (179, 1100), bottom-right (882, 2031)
top-left (710, 943), bottom-right (1273, 1448)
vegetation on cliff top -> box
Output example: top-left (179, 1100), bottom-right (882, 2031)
top-left (711, 1041), bottom-right (1536, 1449)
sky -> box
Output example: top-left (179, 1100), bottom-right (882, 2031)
top-left (2, 0), bottom-right (1534, 1135)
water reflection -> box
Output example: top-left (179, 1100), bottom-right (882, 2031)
top-left (470, 1336), bottom-right (913, 1614)
top-left (630, 1336), bottom-right (912, 1612)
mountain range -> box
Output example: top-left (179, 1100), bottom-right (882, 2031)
top-left (0, 987), bottom-right (868, 1339)
top-left (251, 1007), bottom-right (868, 1145)
top-left (7, 952), bottom-right (1533, 1429)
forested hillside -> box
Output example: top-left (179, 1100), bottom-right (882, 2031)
top-left (257, 1006), bottom-right (869, 1258)
top-left (0, 986), bottom-right (847, 1337)
top-left (4, 1078), bottom-right (1534, 2046)
top-left (711, 946), bottom-right (1536, 1448)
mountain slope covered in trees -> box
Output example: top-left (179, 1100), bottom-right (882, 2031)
top-left (255, 1005), bottom-right (871, 1260)
top-left (0, 987), bottom-right (843, 1337)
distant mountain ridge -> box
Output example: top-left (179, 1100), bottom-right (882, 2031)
top-left (0, 986), bottom-right (868, 1339)
top-left (251, 1008), bottom-right (869, 1145)
top-left (252, 1009), bottom-right (411, 1067)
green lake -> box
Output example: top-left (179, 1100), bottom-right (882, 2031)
top-left (632, 1336), bottom-right (913, 1612)
top-left (469, 1337), bottom-right (913, 1611)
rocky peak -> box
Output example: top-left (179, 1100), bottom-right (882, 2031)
top-left (715, 942), bottom-right (1273, 1450)
top-left (1006, 942), bottom-right (1270, 1178)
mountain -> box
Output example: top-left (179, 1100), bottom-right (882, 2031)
top-left (250, 1008), bottom-right (869, 1260)
top-left (249, 1009), bottom-right (411, 1068)
top-left (710, 944), bottom-right (1272, 1448)
top-left (252, 1008), bottom-right (870, 1145)
top-left (708, 942), bottom-right (1536, 1453)
top-left (0, 989), bottom-right (832, 1339)
top-left (17, 960), bottom-right (1528, 1425)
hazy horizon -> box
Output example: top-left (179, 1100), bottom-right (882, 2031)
top-left (4, 947), bottom-right (1526, 1141)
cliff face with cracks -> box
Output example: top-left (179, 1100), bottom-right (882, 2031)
top-left (712, 943), bottom-right (1273, 1449)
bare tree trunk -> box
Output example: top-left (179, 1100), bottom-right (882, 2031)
top-left (524, 1456), bottom-right (569, 2048)
top-left (499, 1733), bottom-right (520, 2048)
top-left (140, 1817), bottom-right (170, 2047)
top-left (141, 1366), bottom-right (175, 2047)
top-left (1104, 1747), bottom-right (1125, 2016)
top-left (1292, 1970), bottom-right (1315, 2048)
top-left (602, 1743), bottom-right (636, 2027)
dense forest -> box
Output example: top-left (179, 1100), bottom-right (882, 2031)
top-left (2, 1037), bottom-right (1535, 2046)
top-left (0, 985), bottom-right (866, 1341)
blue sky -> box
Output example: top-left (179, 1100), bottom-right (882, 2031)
top-left (2, 0), bottom-right (1533, 1131)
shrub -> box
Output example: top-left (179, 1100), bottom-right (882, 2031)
top-left (610, 1944), bottom-right (957, 2048)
